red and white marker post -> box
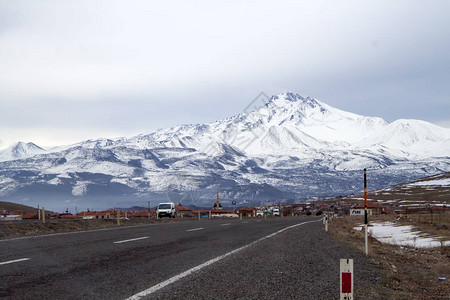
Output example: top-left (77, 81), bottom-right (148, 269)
top-left (340, 259), bottom-right (353, 300)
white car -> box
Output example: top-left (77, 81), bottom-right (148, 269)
top-left (272, 208), bottom-right (280, 216)
top-left (157, 202), bottom-right (176, 218)
top-left (256, 210), bottom-right (264, 217)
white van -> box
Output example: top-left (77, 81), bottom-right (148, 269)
top-left (272, 208), bottom-right (280, 216)
top-left (157, 202), bottom-right (176, 218)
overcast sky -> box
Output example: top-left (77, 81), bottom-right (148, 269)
top-left (1, 0), bottom-right (449, 149)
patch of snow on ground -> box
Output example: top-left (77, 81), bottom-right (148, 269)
top-left (407, 178), bottom-right (450, 187)
top-left (355, 222), bottom-right (450, 248)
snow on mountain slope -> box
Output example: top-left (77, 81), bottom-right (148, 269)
top-left (257, 93), bottom-right (388, 144)
top-left (118, 92), bottom-right (389, 156)
top-left (119, 92), bottom-right (446, 159)
top-left (1, 91), bottom-right (449, 211)
top-left (0, 142), bottom-right (47, 162)
top-left (356, 119), bottom-right (450, 158)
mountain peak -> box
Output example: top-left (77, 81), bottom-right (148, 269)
top-left (262, 92), bottom-right (329, 122)
top-left (281, 91), bottom-right (305, 102)
top-left (268, 92), bottom-right (322, 108)
top-left (0, 141), bottom-right (46, 162)
top-left (270, 91), bottom-right (306, 102)
top-left (12, 141), bottom-right (43, 150)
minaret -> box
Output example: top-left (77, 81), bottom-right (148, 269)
top-left (216, 189), bottom-right (220, 209)
top-left (214, 188), bottom-right (222, 210)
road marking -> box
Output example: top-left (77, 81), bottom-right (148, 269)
top-left (241, 221), bottom-right (249, 224)
top-left (113, 236), bottom-right (148, 244)
top-left (186, 227), bottom-right (204, 232)
top-left (126, 219), bottom-right (320, 300)
top-left (220, 223), bottom-right (231, 226)
top-left (0, 258), bottom-right (30, 266)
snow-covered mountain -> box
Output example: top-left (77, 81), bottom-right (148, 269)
top-left (1, 92), bottom-right (449, 211)
top-left (0, 142), bottom-right (47, 162)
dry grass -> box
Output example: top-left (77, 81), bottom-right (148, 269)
top-left (0, 217), bottom-right (191, 239)
top-left (329, 214), bottom-right (450, 299)
top-left (396, 213), bottom-right (450, 241)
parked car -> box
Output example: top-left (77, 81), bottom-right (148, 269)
top-left (272, 208), bottom-right (280, 216)
top-left (256, 210), bottom-right (264, 217)
top-left (157, 202), bottom-right (176, 218)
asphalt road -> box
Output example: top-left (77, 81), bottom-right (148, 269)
top-left (0, 216), bottom-right (385, 299)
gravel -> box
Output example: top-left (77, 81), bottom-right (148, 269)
top-left (150, 220), bottom-right (388, 300)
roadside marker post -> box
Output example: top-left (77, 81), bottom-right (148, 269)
top-left (364, 224), bottom-right (368, 256)
top-left (209, 210), bottom-right (211, 219)
top-left (324, 215), bottom-right (328, 232)
top-left (340, 259), bottom-right (354, 300)
top-left (364, 168), bottom-right (369, 256)
top-left (116, 209), bottom-right (120, 226)
top-left (198, 211), bottom-right (200, 221)
top-left (42, 207), bottom-right (45, 224)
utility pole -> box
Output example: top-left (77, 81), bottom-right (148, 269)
top-left (364, 168), bottom-right (368, 256)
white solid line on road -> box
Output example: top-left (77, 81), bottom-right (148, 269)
top-left (0, 258), bottom-right (30, 266)
top-left (113, 236), bottom-right (149, 244)
top-left (186, 228), bottom-right (204, 232)
top-left (126, 219), bottom-right (320, 300)
top-left (220, 223), bottom-right (231, 226)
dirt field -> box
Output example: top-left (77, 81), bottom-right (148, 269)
top-left (329, 213), bottom-right (450, 299)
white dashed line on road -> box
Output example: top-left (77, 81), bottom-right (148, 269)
top-left (113, 237), bottom-right (149, 244)
top-left (0, 258), bottom-right (30, 266)
top-left (186, 228), bottom-right (204, 232)
top-left (220, 223), bottom-right (231, 226)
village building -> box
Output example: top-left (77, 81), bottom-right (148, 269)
top-left (237, 207), bottom-right (257, 217)
top-left (351, 202), bottom-right (386, 215)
